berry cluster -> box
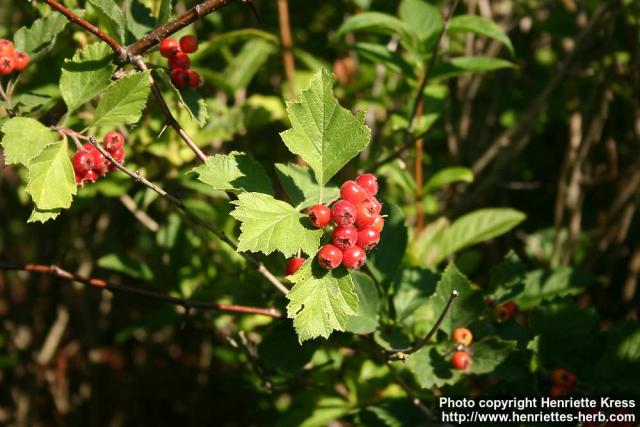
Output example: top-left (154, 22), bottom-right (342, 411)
top-left (0, 39), bottom-right (30, 76)
top-left (72, 132), bottom-right (125, 186)
top-left (159, 35), bottom-right (201, 89)
top-left (285, 173), bottom-right (384, 275)
top-left (451, 327), bottom-right (473, 370)
top-left (548, 368), bottom-right (576, 397)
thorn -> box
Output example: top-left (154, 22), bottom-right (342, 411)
top-left (157, 124), bottom-right (168, 138)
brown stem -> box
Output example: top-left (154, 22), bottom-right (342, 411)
top-left (126, 0), bottom-right (236, 58)
top-left (0, 263), bottom-right (282, 318)
top-left (88, 137), bottom-right (290, 295)
top-left (277, 0), bottom-right (296, 100)
top-left (43, 0), bottom-right (125, 60)
top-left (386, 361), bottom-right (434, 419)
top-left (414, 101), bottom-right (425, 232)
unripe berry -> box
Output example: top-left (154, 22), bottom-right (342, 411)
top-left (372, 215), bottom-right (385, 233)
top-left (103, 131), bottom-right (125, 151)
top-left (452, 327), bottom-right (473, 346)
top-left (356, 173), bottom-right (378, 195)
top-left (159, 38), bottom-right (180, 58)
top-left (0, 55), bottom-right (15, 75)
top-left (170, 67), bottom-right (189, 89)
top-left (0, 40), bottom-right (15, 57)
top-left (317, 244), bottom-right (342, 269)
top-left (186, 69), bottom-right (201, 88)
top-left (451, 351), bottom-right (471, 370)
top-left (179, 35), bottom-right (198, 53)
top-left (331, 200), bottom-right (357, 226)
top-left (285, 257), bottom-right (305, 275)
top-left (354, 202), bottom-right (376, 228)
top-left (72, 151), bottom-right (94, 175)
top-left (332, 225), bottom-right (358, 250)
top-left (342, 246), bottom-right (366, 270)
top-left (14, 52), bottom-right (29, 72)
top-left (356, 227), bottom-right (380, 251)
top-left (169, 51), bottom-right (191, 69)
top-left (309, 204), bottom-right (331, 228)
top-left (340, 180), bottom-right (371, 204)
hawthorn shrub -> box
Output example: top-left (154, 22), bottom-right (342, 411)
top-left (0, 0), bottom-right (639, 426)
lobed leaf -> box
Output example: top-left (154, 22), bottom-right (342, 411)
top-left (192, 151), bottom-right (273, 195)
top-left (94, 71), bottom-right (151, 128)
top-left (13, 11), bottom-right (71, 60)
top-left (25, 141), bottom-right (77, 210)
top-left (1, 117), bottom-right (59, 165)
top-left (448, 15), bottom-right (514, 55)
top-left (275, 163), bottom-right (339, 209)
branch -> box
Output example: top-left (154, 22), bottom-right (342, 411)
top-left (385, 290), bottom-right (459, 357)
top-left (366, 0), bottom-right (461, 172)
top-left (386, 361), bottom-right (434, 419)
top-left (87, 137), bottom-right (290, 295)
top-left (126, 0), bottom-right (236, 58)
top-left (42, 0), bottom-right (125, 60)
top-left (0, 263), bottom-right (282, 318)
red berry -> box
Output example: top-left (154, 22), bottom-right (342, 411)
top-left (317, 244), bottom-right (343, 269)
top-left (452, 327), bottom-right (473, 346)
top-left (354, 202), bottom-right (376, 228)
top-left (342, 246), bottom-right (366, 270)
top-left (13, 52), bottom-right (29, 72)
top-left (103, 131), bottom-right (125, 152)
top-left (340, 180), bottom-right (371, 204)
top-left (83, 169), bottom-right (98, 183)
top-left (0, 55), bottom-right (15, 75)
top-left (356, 227), bottom-right (380, 251)
top-left (372, 215), bottom-right (385, 233)
top-left (332, 225), bottom-right (358, 250)
top-left (451, 351), bottom-right (471, 370)
top-left (549, 383), bottom-right (568, 398)
top-left (368, 197), bottom-right (382, 215)
top-left (159, 38), bottom-right (180, 58)
top-left (495, 301), bottom-right (518, 320)
top-left (331, 200), bottom-right (357, 226)
top-left (309, 204), bottom-right (331, 228)
top-left (0, 40), bottom-right (15, 57)
top-left (72, 151), bottom-right (94, 175)
top-left (179, 35), bottom-right (198, 53)
top-left (107, 147), bottom-right (125, 171)
top-left (81, 143), bottom-right (107, 176)
top-left (356, 173), bottom-right (378, 195)
top-left (168, 51), bottom-right (190, 69)
top-left (285, 257), bottom-right (305, 275)
top-left (550, 368), bottom-right (576, 388)
top-left (170, 68), bottom-right (189, 89)
top-left (186, 69), bottom-right (201, 88)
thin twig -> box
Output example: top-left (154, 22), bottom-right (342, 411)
top-left (386, 361), bottom-right (434, 419)
top-left (119, 194), bottom-right (160, 232)
top-left (43, 0), bottom-right (125, 60)
top-left (88, 137), bottom-right (290, 295)
top-left (385, 290), bottom-right (459, 356)
top-left (277, 0), bottom-right (296, 100)
top-left (0, 263), bottom-right (282, 318)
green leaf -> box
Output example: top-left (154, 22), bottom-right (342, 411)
top-left (25, 141), bottom-right (77, 210)
top-left (59, 42), bottom-right (116, 112)
top-left (448, 15), bottom-right (514, 55)
top-left (515, 267), bottom-right (596, 310)
top-left (88, 0), bottom-right (126, 43)
top-left (230, 192), bottom-right (323, 257)
top-left (335, 12), bottom-right (414, 48)
top-left (275, 163), bottom-right (339, 209)
top-left (202, 28), bottom-right (279, 54)
top-left (399, 0), bottom-right (442, 53)
top-left (225, 39), bottom-right (277, 91)
top-left (155, 69), bottom-right (208, 127)
top-left (427, 262), bottom-right (484, 335)
top-left (405, 346), bottom-right (463, 388)
top-left (94, 71), bottom-right (151, 128)
top-left (280, 68), bottom-right (371, 186)
top-left (192, 151), bottom-right (273, 195)
top-left (349, 42), bottom-right (416, 78)
top-left (98, 253), bottom-right (154, 280)
top-left (125, 0), bottom-right (155, 41)
top-left (286, 261), bottom-right (358, 342)
top-left (1, 117), bottom-right (59, 165)
top-left (469, 337), bottom-right (517, 374)
top-left (346, 272), bottom-right (379, 334)
top-left (367, 203), bottom-right (407, 284)
top-left (425, 167), bottom-right (474, 192)
top-left (436, 208), bottom-right (526, 265)
top-left (13, 11), bottom-right (71, 60)
top-left (432, 56), bottom-right (516, 79)
top-left (392, 267), bottom-right (438, 322)
top-left (487, 251), bottom-right (526, 303)
top-left (156, 0), bottom-right (174, 26)
top-left (27, 207), bottom-right (61, 223)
